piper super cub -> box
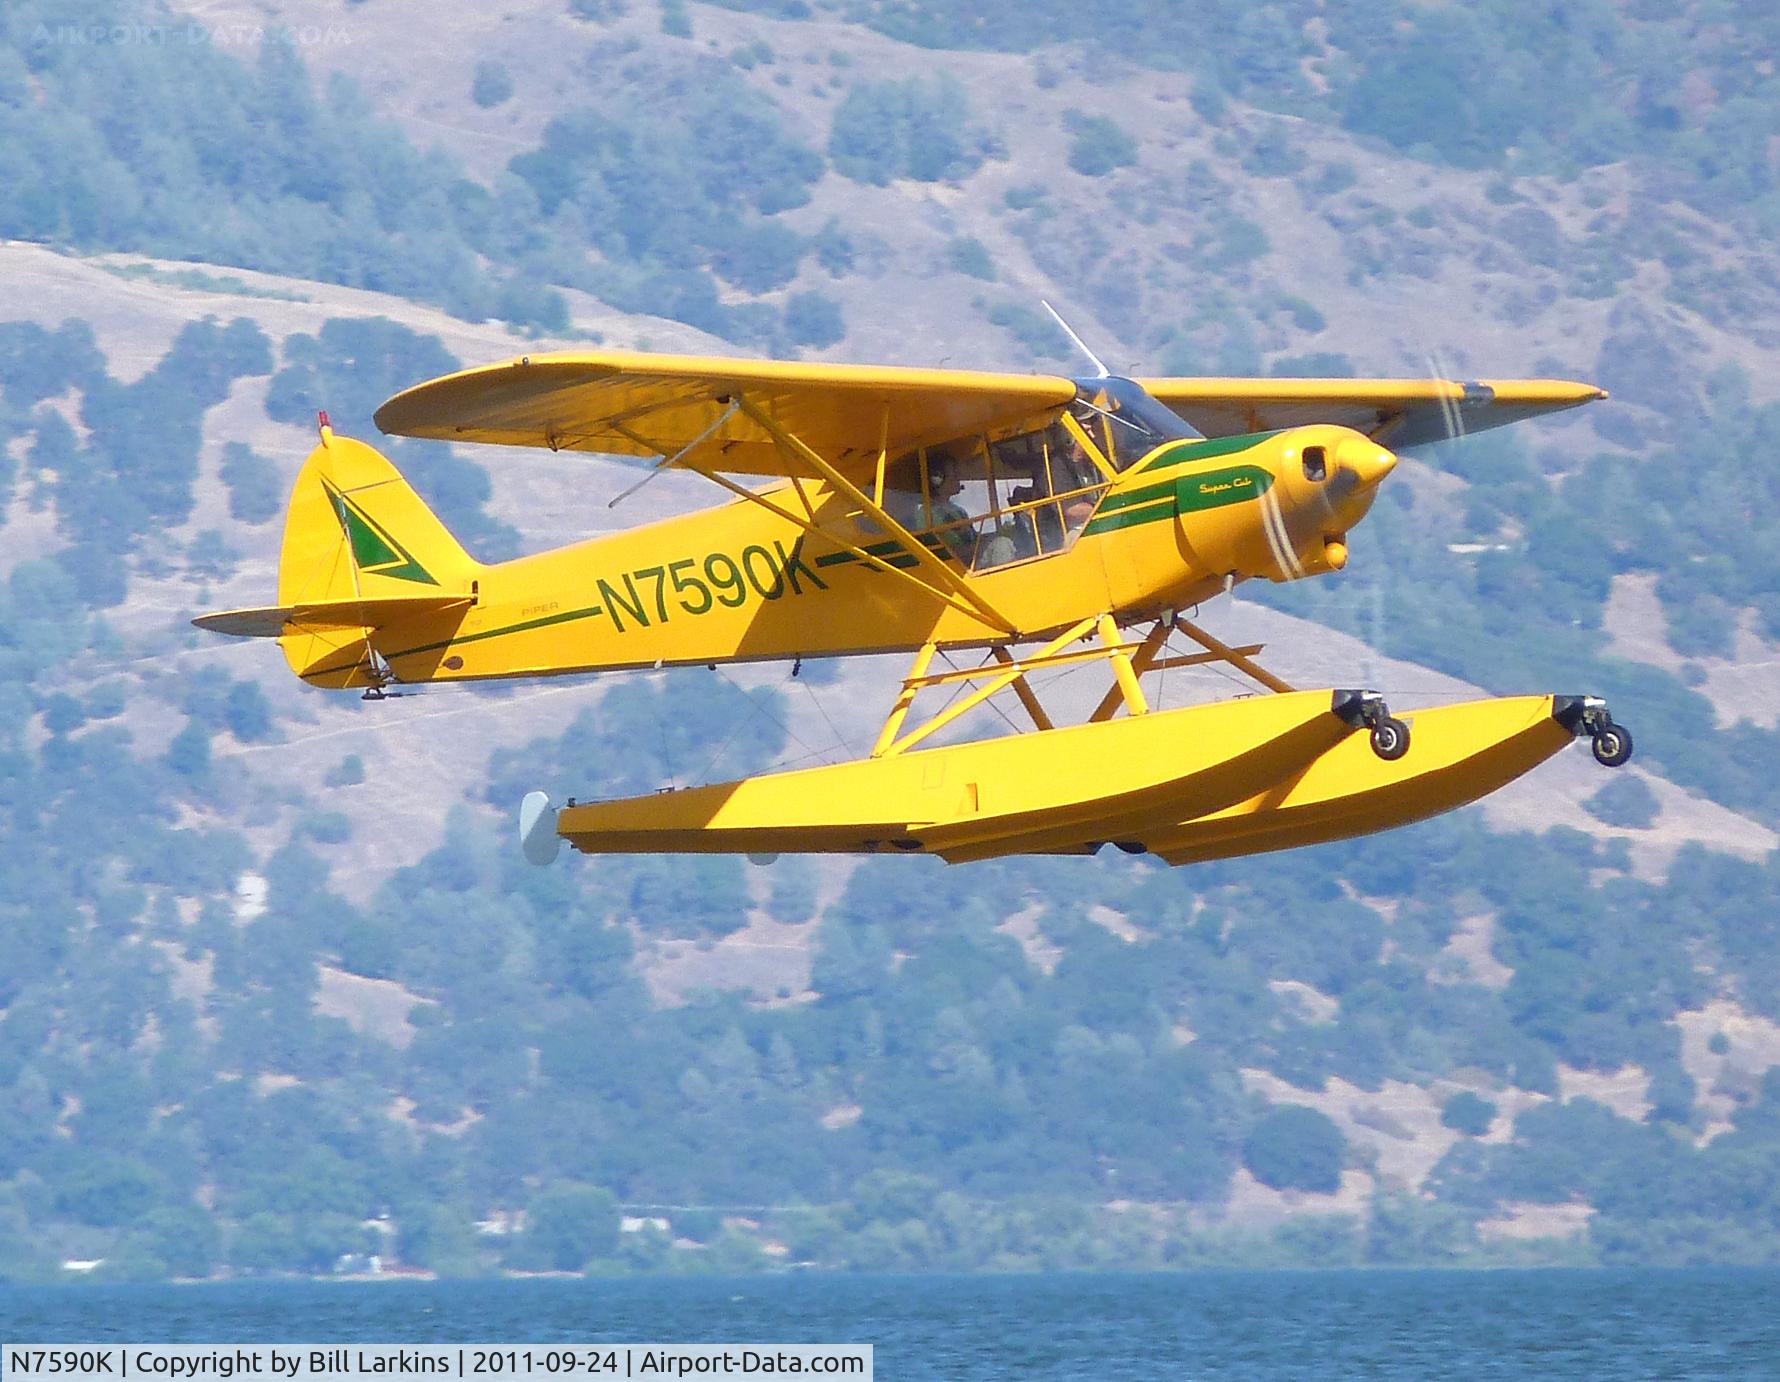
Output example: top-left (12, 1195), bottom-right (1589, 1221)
top-left (197, 341), bottom-right (1629, 866)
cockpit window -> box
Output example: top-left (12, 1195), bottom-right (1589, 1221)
top-left (860, 376), bottom-right (1199, 567)
top-left (977, 422), bottom-right (1105, 567)
top-left (873, 421), bottom-right (1110, 571)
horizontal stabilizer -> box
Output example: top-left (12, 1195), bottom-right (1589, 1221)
top-left (193, 594), bottom-right (472, 640)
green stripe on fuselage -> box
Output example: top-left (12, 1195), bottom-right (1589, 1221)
top-left (816, 532), bottom-right (952, 571)
top-left (1082, 499), bottom-right (1174, 537)
top-left (1138, 430), bottom-right (1284, 475)
top-left (1079, 435), bottom-right (1283, 537)
top-left (1093, 478), bottom-right (1177, 514)
top-left (1081, 465), bottom-right (1275, 536)
top-left (387, 602), bottom-right (604, 661)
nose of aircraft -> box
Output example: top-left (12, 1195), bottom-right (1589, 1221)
top-left (1337, 436), bottom-right (1398, 491)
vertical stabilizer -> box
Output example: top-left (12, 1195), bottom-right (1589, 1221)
top-left (276, 431), bottom-right (480, 685)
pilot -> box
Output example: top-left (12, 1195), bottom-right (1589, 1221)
top-left (925, 449), bottom-right (976, 561)
top-left (1055, 432), bottom-right (1101, 533)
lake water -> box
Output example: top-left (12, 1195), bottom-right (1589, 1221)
top-left (2, 1269), bottom-right (1776, 1379)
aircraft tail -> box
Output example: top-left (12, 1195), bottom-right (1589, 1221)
top-left (279, 427), bottom-right (477, 597)
top-left (195, 426), bottom-right (482, 687)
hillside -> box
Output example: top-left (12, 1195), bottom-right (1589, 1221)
top-left (2, 0), bottom-right (1780, 1281)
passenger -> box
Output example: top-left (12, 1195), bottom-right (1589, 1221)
top-left (1005, 450), bottom-right (1063, 556)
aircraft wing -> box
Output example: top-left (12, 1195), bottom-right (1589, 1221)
top-left (1134, 377), bottom-right (1606, 448)
top-left (374, 351), bottom-right (1078, 481)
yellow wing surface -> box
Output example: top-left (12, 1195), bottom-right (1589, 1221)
top-left (374, 349), bottom-right (1605, 479)
top-left (374, 352), bottom-right (1078, 482)
top-left (1135, 376), bottom-right (1606, 448)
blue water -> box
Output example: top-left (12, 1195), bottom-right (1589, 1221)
top-left (2, 1270), bottom-right (1777, 1379)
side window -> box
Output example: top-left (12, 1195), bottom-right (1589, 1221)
top-left (879, 444), bottom-right (995, 565)
top-left (873, 426), bottom-right (1110, 571)
top-left (879, 452), bottom-right (927, 532)
top-left (977, 423), bottom-right (1107, 568)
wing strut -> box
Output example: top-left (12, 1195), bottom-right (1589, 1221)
top-left (1171, 615), bottom-right (1295, 693)
top-left (1086, 614), bottom-right (1289, 721)
top-left (672, 458), bottom-right (1006, 631)
top-left (732, 394), bottom-right (1018, 635)
top-left (1088, 618), bottom-right (1173, 721)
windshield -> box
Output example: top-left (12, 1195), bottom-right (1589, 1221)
top-left (1072, 376), bottom-right (1199, 469)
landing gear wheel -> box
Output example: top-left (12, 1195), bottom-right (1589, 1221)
top-left (1591, 722), bottom-right (1633, 767)
top-left (1369, 717), bottom-right (1410, 761)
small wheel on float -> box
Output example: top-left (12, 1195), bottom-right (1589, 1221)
top-left (1369, 716), bottom-right (1410, 761)
top-left (1592, 722), bottom-right (1633, 767)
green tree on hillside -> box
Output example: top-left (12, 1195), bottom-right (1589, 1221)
top-left (1063, 111), bottom-right (1138, 177)
top-left (508, 68), bottom-right (821, 340)
top-left (1242, 1105), bottom-right (1346, 1193)
top-left (829, 76), bottom-right (992, 185)
top-left (0, 2), bottom-right (571, 327)
top-left (524, 1184), bottom-right (620, 1270)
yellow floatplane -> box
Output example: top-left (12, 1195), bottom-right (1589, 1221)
top-left (195, 345), bottom-right (1631, 866)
